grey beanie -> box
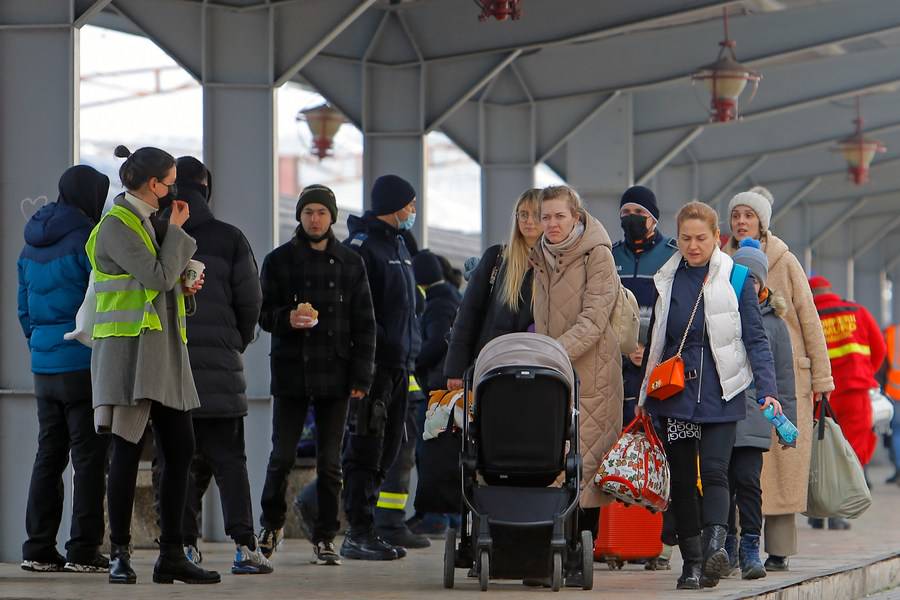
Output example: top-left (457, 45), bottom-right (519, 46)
top-left (728, 190), bottom-right (773, 233)
top-left (733, 238), bottom-right (768, 288)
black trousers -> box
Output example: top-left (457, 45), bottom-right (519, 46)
top-left (375, 388), bottom-right (423, 527)
top-left (23, 370), bottom-right (109, 562)
top-left (108, 402), bottom-right (195, 546)
top-left (260, 394), bottom-right (348, 543)
top-left (181, 418), bottom-right (255, 547)
top-left (342, 367), bottom-right (408, 534)
top-left (727, 446), bottom-right (764, 537)
top-left (665, 421), bottom-right (735, 540)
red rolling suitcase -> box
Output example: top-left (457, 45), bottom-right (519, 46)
top-left (593, 502), bottom-right (663, 570)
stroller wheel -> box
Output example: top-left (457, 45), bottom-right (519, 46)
top-left (580, 531), bottom-right (594, 591)
top-left (443, 528), bottom-right (456, 589)
top-left (479, 550), bottom-right (490, 592)
top-left (551, 551), bottom-right (563, 592)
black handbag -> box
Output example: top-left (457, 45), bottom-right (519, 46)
top-left (414, 408), bottom-right (462, 514)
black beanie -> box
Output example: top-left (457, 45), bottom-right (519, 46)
top-left (412, 250), bottom-right (443, 286)
top-left (620, 185), bottom-right (660, 221)
top-left (296, 184), bottom-right (338, 224)
top-left (371, 174), bottom-right (416, 216)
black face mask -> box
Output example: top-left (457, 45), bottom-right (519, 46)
top-left (156, 182), bottom-right (178, 210)
top-left (621, 213), bottom-right (649, 242)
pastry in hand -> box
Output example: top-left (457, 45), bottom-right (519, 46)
top-left (296, 302), bottom-right (319, 320)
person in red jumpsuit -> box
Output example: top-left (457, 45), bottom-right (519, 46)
top-left (810, 275), bottom-right (886, 465)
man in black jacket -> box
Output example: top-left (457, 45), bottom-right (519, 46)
top-left (342, 174), bottom-right (422, 561)
top-left (413, 251), bottom-right (462, 394)
top-left (258, 184), bottom-right (376, 566)
top-left (173, 157), bottom-right (271, 575)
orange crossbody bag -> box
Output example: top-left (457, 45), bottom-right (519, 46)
top-left (647, 277), bottom-right (706, 401)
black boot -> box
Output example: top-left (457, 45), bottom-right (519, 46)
top-left (109, 543), bottom-right (136, 585)
top-left (676, 536), bottom-right (702, 590)
top-left (153, 543), bottom-right (221, 584)
top-left (700, 525), bottom-right (728, 588)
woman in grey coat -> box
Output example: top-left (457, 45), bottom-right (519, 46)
top-left (90, 146), bottom-right (219, 585)
top-left (726, 239), bottom-right (797, 581)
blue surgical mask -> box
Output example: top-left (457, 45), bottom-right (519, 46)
top-left (399, 211), bottom-right (416, 230)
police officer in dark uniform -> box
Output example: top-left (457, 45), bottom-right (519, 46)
top-left (342, 175), bottom-right (422, 560)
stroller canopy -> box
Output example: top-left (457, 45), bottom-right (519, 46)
top-left (473, 333), bottom-right (576, 402)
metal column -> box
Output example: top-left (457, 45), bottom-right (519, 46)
top-left (565, 93), bottom-right (634, 234)
top-left (361, 13), bottom-right (427, 246)
top-left (200, 6), bottom-right (278, 541)
top-left (0, 1), bottom-right (79, 563)
top-left (478, 68), bottom-right (536, 248)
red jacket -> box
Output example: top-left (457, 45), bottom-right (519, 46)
top-left (814, 293), bottom-right (886, 392)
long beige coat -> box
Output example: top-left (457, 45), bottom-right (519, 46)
top-left (727, 233), bottom-right (833, 514)
top-left (531, 212), bottom-right (623, 508)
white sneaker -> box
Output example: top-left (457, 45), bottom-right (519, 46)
top-left (232, 542), bottom-right (274, 575)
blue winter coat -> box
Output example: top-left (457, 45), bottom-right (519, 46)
top-left (612, 232), bottom-right (678, 312)
top-left (17, 202), bottom-right (96, 373)
top-left (736, 297), bottom-right (798, 449)
top-left (345, 212), bottom-right (422, 370)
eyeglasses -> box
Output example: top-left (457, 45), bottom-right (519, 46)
top-left (516, 211), bottom-right (538, 222)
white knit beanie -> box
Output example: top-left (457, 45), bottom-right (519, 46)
top-left (728, 191), bottom-right (773, 233)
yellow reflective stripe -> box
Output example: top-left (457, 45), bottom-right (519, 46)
top-left (828, 342), bottom-right (871, 359)
top-left (376, 491), bottom-right (408, 510)
top-left (408, 375), bottom-right (421, 392)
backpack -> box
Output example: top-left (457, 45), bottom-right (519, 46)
top-left (583, 250), bottom-right (641, 354)
top-left (612, 283), bottom-right (641, 355)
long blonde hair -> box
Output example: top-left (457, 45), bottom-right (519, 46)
top-left (500, 189), bottom-right (541, 311)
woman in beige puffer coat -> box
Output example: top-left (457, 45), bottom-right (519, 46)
top-left (726, 186), bottom-right (834, 570)
top-left (530, 185), bottom-right (623, 531)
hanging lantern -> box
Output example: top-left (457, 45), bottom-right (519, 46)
top-left (476, 0), bottom-right (521, 21)
top-left (833, 97), bottom-right (886, 185)
top-left (691, 8), bottom-right (760, 123)
top-left (297, 104), bottom-right (344, 160)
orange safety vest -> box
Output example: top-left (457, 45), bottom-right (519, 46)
top-left (886, 325), bottom-right (900, 400)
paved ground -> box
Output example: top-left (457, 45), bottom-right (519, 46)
top-left (3, 466), bottom-right (900, 600)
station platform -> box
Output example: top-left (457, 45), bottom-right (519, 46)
top-left (2, 466), bottom-right (900, 600)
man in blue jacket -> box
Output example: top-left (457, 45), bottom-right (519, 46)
top-left (612, 185), bottom-right (678, 570)
top-left (17, 165), bottom-right (111, 573)
top-left (342, 174), bottom-right (422, 560)
top-left (612, 185), bottom-right (677, 313)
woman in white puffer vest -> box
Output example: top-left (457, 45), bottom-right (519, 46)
top-left (636, 201), bottom-right (779, 591)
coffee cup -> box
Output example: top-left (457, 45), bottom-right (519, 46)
top-left (183, 259), bottom-right (205, 288)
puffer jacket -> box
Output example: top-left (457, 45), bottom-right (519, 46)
top-left (180, 184), bottom-right (262, 418)
top-left (737, 293), bottom-right (798, 449)
top-left (18, 202), bottom-right (95, 373)
top-left (530, 211), bottom-right (622, 509)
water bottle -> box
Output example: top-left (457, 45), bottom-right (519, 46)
top-left (758, 398), bottom-right (798, 445)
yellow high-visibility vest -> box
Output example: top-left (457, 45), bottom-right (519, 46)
top-left (85, 205), bottom-right (187, 343)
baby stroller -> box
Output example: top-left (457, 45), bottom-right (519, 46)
top-left (443, 333), bottom-right (593, 592)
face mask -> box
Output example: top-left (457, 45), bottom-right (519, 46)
top-left (155, 182), bottom-right (178, 210)
top-left (399, 211), bottom-right (416, 231)
top-left (621, 213), bottom-right (649, 242)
